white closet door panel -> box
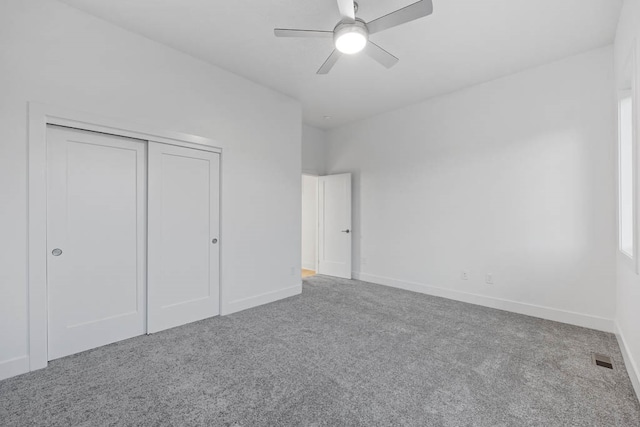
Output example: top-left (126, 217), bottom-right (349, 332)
top-left (46, 125), bottom-right (146, 360)
top-left (148, 142), bottom-right (220, 333)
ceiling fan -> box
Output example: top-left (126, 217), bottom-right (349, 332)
top-left (274, 0), bottom-right (433, 74)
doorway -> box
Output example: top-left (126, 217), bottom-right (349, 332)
top-left (301, 173), bottom-right (353, 280)
top-left (301, 174), bottom-right (318, 278)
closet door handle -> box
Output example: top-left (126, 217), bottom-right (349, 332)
top-left (52, 248), bottom-right (63, 256)
top-left (341, 229), bottom-right (350, 234)
top-left (212, 238), bottom-right (218, 244)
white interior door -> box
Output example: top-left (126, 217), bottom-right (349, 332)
top-left (147, 142), bottom-right (220, 333)
top-left (318, 173), bottom-right (352, 278)
top-left (46, 125), bottom-right (146, 360)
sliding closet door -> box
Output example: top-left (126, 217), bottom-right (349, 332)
top-left (147, 142), bottom-right (220, 333)
top-left (46, 125), bottom-right (147, 360)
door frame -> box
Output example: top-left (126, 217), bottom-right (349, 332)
top-left (27, 102), bottom-right (222, 373)
top-left (301, 173), bottom-right (319, 274)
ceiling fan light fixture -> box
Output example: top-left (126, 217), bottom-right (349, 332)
top-left (334, 22), bottom-right (368, 54)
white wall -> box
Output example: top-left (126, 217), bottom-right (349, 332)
top-left (615, 0), bottom-right (640, 399)
top-left (302, 175), bottom-right (318, 271)
top-left (326, 47), bottom-right (617, 331)
top-left (302, 124), bottom-right (326, 175)
top-left (0, 0), bottom-right (301, 380)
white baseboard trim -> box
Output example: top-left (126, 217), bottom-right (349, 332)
top-left (615, 321), bottom-right (640, 402)
top-left (353, 272), bottom-right (615, 333)
top-left (222, 284), bottom-right (302, 316)
top-left (0, 355), bottom-right (29, 381)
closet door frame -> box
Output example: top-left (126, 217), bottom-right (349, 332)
top-left (27, 102), bottom-right (222, 375)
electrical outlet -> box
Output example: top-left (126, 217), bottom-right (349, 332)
top-left (485, 273), bottom-right (493, 284)
top-left (461, 271), bottom-right (468, 280)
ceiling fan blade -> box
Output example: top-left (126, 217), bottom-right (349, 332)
top-left (317, 50), bottom-right (342, 74)
top-left (336, 0), bottom-right (355, 21)
top-left (364, 42), bottom-right (399, 68)
top-left (367, 0), bottom-right (433, 34)
top-left (274, 29), bottom-right (334, 38)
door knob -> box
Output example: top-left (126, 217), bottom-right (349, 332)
top-left (341, 229), bottom-right (350, 234)
top-left (52, 248), bottom-right (63, 256)
top-left (212, 238), bottom-right (218, 244)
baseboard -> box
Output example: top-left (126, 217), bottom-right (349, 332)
top-left (353, 272), bottom-right (615, 333)
top-left (615, 322), bottom-right (640, 402)
top-left (0, 355), bottom-right (29, 381)
top-left (222, 284), bottom-right (302, 316)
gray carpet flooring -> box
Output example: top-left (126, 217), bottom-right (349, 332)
top-left (1, 275), bottom-right (639, 426)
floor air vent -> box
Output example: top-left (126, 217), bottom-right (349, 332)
top-left (592, 353), bottom-right (614, 370)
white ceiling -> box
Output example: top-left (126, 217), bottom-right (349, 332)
top-left (59, 0), bottom-right (622, 129)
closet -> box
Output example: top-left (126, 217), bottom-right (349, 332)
top-left (45, 125), bottom-right (220, 360)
